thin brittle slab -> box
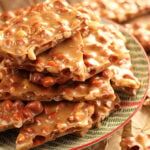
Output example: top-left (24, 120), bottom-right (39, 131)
top-left (71, 0), bottom-right (150, 23)
top-left (0, 100), bottom-right (43, 132)
top-left (0, 60), bottom-right (116, 102)
top-left (0, 0), bottom-right (85, 62)
top-left (16, 97), bottom-right (119, 150)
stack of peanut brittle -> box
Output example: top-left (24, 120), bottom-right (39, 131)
top-left (0, 0), bottom-right (140, 150)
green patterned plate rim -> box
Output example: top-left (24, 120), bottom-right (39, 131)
top-left (0, 21), bottom-right (149, 150)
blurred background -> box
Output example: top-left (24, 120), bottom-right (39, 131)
top-left (0, 0), bottom-right (44, 11)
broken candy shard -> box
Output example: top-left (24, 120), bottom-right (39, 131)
top-left (0, 0), bottom-right (85, 61)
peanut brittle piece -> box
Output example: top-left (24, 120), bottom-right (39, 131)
top-left (81, 21), bottom-right (130, 72)
top-left (16, 101), bottom-right (95, 150)
top-left (68, 0), bottom-right (101, 21)
top-left (0, 0), bottom-right (85, 62)
top-left (0, 100), bottom-right (43, 132)
top-left (126, 22), bottom-right (150, 51)
top-left (27, 32), bottom-right (87, 83)
top-left (59, 70), bottom-right (116, 102)
top-left (0, 93), bottom-right (119, 133)
top-left (16, 97), bottom-right (119, 150)
top-left (72, 0), bottom-right (150, 23)
top-left (92, 94), bottom-right (120, 127)
top-left (120, 133), bottom-right (150, 150)
top-left (0, 8), bottom-right (29, 29)
top-left (75, 2), bottom-right (101, 21)
top-left (109, 57), bottom-right (140, 95)
top-left (0, 62), bottom-right (57, 101)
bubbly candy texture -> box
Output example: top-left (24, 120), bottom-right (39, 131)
top-left (0, 60), bottom-right (116, 102)
top-left (0, 100), bottom-right (43, 131)
top-left (70, 0), bottom-right (150, 23)
top-left (0, 0), bottom-right (85, 61)
top-left (16, 97), bottom-right (119, 150)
